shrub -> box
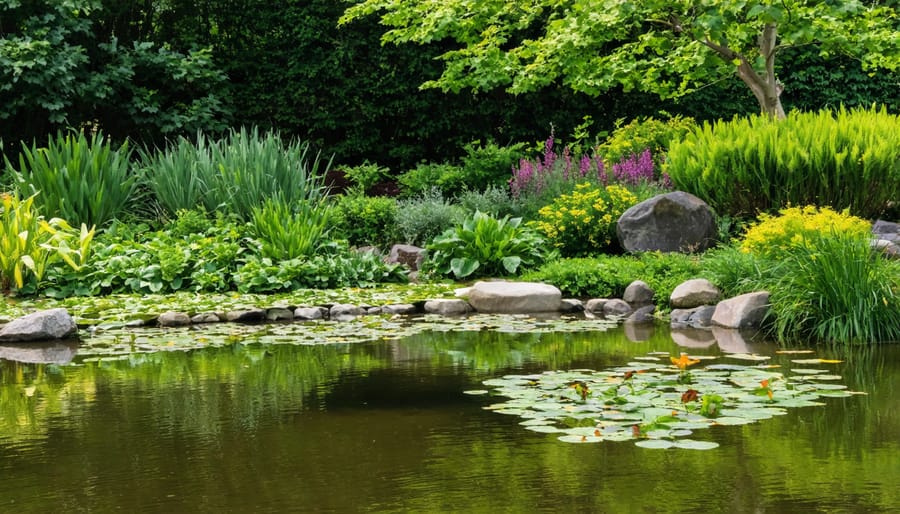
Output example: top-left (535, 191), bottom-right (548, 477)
top-left (398, 162), bottom-right (467, 198)
top-left (597, 115), bottom-right (697, 169)
top-left (522, 252), bottom-right (700, 301)
top-left (6, 131), bottom-right (138, 227)
top-left (142, 127), bottom-right (330, 220)
top-left (331, 193), bottom-right (399, 248)
top-left (425, 211), bottom-right (553, 279)
top-left (395, 188), bottom-right (466, 246)
top-left (341, 161), bottom-right (389, 194)
top-left (666, 107), bottom-right (900, 218)
top-left (532, 183), bottom-right (638, 256)
top-left (740, 205), bottom-right (871, 259)
top-left (0, 193), bottom-right (94, 293)
top-left (455, 185), bottom-right (519, 218)
top-left (250, 199), bottom-right (332, 260)
top-left (459, 139), bottom-right (527, 189)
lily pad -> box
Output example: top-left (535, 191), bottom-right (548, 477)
top-left (673, 439), bottom-right (719, 450)
top-left (634, 439), bottom-right (675, 449)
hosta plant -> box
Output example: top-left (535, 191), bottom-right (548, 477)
top-left (425, 211), bottom-right (553, 279)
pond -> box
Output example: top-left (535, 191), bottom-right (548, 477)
top-left (1, 319), bottom-right (898, 513)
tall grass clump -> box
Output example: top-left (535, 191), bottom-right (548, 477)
top-left (143, 127), bottom-right (330, 220)
top-left (667, 107), bottom-right (900, 219)
top-left (765, 231), bottom-right (900, 344)
top-left (6, 131), bottom-right (137, 227)
top-left (250, 198), bottom-right (332, 260)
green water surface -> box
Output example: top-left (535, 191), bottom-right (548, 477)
top-left (1, 322), bottom-right (898, 513)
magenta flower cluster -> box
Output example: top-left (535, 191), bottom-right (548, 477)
top-left (611, 149), bottom-right (655, 185)
top-left (509, 135), bottom-right (606, 198)
top-left (510, 136), bottom-right (669, 198)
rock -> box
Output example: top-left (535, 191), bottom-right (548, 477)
top-left (602, 299), bottom-right (633, 317)
top-left (382, 304), bottom-right (418, 315)
top-left (616, 191), bottom-right (717, 253)
top-left (267, 308), bottom-right (294, 321)
top-left (0, 308), bottom-right (77, 342)
top-left (0, 341), bottom-right (78, 364)
top-left (872, 219), bottom-right (899, 243)
top-left (158, 311), bottom-right (192, 327)
top-left (387, 244), bottom-right (426, 271)
top-left (670, 327), bottom-right (717, 348)
top-left (467, 281), bottom-right (562, 314)
top-left (423, 299), bottom-right (471, 316)
top-left (367, 307), bottom-right (383, 315)
top-left (670, 279), bottom-right (721, 308)
top-left (670, 305), bottom-right (716, 329)
top-left (559, 299), bottom-right (584, 313)
top-left (623, 280), bottom-right (654, 304)
top-left (627, 304), bottom-right (656, 323)
top-left (225, 309), bottom-right (268, 323)
top-left (711, 292), bottom-right (770, 329)
top-left (191, 313), bottom-right (221, 324)
top-left (872, 239), bottom-right (900, 259)
top-left (330, 304), bottom-right (366, 318)
top-left (294, 307), bottom-right (328, 320)
top-left (584, 299), bottom-right (608, 314)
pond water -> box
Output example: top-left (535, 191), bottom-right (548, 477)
top-left (0, 320), bottom-right (898, 513)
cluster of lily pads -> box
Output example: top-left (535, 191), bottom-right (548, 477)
top-left (467, 351), bottom-right (859, 450)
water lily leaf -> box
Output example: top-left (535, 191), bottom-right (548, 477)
top-left (463, 390), bottom-right (489, 395)
top-left (801, 374), bottom-right (842, 381)
top-left (726, 353), bottom-right (771, 361)
top-left (673, 440), bottom-right (719, 450)
top-left (558, 435), bottom-right (603, 443)
top-left (634, 439), bottom-right (675, 449)
top-left (776, 350), bottom-right (815, 354)
top-left (791, 358), bottom-right (843, 364)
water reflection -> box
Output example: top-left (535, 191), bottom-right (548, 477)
top-left (0, 325), bottom-right (897, 512)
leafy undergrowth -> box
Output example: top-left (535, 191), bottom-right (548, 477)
top-left (469, 351), bottom-right (860, 449)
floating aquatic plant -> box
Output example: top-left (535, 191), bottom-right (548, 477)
top-left (472, 352), bottom-right (861, 449)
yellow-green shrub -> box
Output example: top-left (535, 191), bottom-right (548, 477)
top-left (740, 205), bottom-right (871, 259)
top-left (533, 183), bottom-right (637, 256)
top-left (667, 107), bottom-right (900, 219)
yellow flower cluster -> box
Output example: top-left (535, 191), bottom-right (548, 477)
top-left (740, 205), bottom-right (871, 258)
top-left (533, 183), bottom-right (637, 256)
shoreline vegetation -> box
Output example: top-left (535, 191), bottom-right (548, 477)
top-left (1, 108), bottom-right (898, 345)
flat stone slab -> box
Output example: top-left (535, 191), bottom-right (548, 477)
top-left (466, 281), bottom-right (562, 314)
top-left (423, 299), bottom-right (471, 315)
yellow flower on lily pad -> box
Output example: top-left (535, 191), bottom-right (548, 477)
top-left (670, 353), bottom-right (700, 370)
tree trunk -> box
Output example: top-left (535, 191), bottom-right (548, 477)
top-left (700, 23), bottom-right (786, 119)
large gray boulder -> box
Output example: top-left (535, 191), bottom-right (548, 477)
top-left (616, 191), bottom-right (717, 253)
top-left (158, 311), bottom-right (192, 327)
top-left (670, 279), bottom-right (721, 309)
top-left (0, 308), bottom-right (77, 342)
top-left (467, 281), bottom-right (562, 314)
top-left (623, 280), bottom-right (654, 304)
top-left (711, 292), bottom-right (770, 329)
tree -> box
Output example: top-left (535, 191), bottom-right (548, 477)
top-left (341, 0), bottom-right (900, 118)
top-left (0, 0), bottom-right (231, 146)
